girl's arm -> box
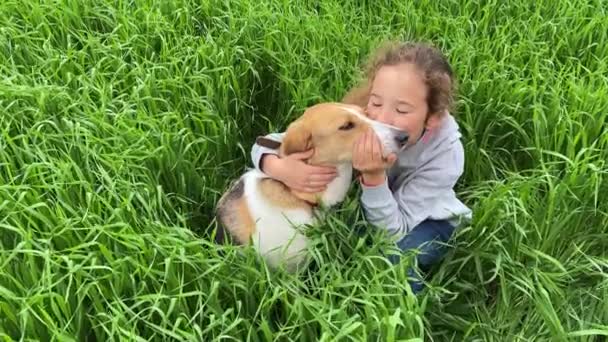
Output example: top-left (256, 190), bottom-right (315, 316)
top-left (359, 142), bottom-right (469, 240)
top-left (250, 132), bottom-right (285, 172)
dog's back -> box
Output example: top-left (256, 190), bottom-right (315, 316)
top-left (215, 175), bottom-right (255, 245)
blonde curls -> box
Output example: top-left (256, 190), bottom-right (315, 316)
top-left (343, 41), bottom-right (456, 116)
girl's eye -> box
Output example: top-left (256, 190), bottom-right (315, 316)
top-left (397, 109), bottom-right (409, 114)
top-left (339, 121), bottom-right (355, 130)
top-left (371, 102), bottom-right (381, 107)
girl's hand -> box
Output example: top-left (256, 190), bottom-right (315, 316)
top-left (261, 150), bottom-right (338, 193)
top-left (353, 128), bottom-right (398, 186)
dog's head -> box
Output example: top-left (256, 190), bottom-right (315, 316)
top-left (279, 102), bottom-right (408, 165)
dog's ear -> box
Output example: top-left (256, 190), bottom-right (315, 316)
top-left (280, 121), bottom-right (312, 156)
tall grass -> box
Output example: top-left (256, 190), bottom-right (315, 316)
top-left (1, 0), bottom-right (607, 340)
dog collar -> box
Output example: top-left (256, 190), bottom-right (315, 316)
top-left (256, 136), bottom-right (282, 149)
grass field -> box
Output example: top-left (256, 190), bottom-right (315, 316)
top-left (1, 0), bottom-right (608, 340)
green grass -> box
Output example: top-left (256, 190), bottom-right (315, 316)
top-left (1, 0), bottom-right (607, 340)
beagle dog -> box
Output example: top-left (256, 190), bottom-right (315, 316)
top-left (215, 102), bottom-right (408, 272)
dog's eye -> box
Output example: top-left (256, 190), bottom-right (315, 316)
top-left (339, 121), bottom-right (355, 130)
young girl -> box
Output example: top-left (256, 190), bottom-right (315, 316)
top-left (250, 41), bottom-right (472, 293)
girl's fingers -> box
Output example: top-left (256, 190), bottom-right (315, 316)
top-left (294, 183), bottom-right (324, 193)
top-left (305, 185), bottom-right (326, 193)
top-left (369, 131), bottom-right (376, 163)
top-left (383, 153), bottom-right (398, 168)
top-left (309, 173), bottom-right (337, 183)
top-left (290, 149), bottom-right (314, 160)
top-left (357, 129), bottom-right (371, 170)
top-left (362, 131), bottom-right (369, 151)
top-left (354, 135), bottom-right (364, 165)
top-left (372, 132), bottom-right (381, 163)
top-left (355, 130), bottom-right (385, 172)
top-left (309, 165), bottom-right (337, 175)
top-left (307, 183), bottom-right (331, 190)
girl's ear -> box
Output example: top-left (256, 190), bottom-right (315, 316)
top-left (425, 112), bottom-right (444, 131)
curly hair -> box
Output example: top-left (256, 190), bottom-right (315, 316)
top-left (342, 41), bottom-right (456, 117)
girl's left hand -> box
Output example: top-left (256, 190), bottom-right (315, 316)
top-left (353, 128), bottom-right (398, 183)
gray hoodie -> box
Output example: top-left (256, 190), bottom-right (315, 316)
top-left (250, 113), bottom-right (472, 241)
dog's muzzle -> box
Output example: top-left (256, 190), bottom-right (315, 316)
top-left (394, 131), bottom-right (409, 148)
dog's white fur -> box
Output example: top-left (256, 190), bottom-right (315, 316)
top-left (238, 163), bottom-right (352, 271)
top-left (215, 102), bottom-right (407, 272)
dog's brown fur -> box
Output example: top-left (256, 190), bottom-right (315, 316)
top-left (279, 103), bottom-right (374, 164)
top-left (258, 178), bottom-right (314, 212)
top-left (215, 179), bottom-right (256, 244)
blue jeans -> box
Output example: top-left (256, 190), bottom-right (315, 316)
top-left (388, 219), bottom-right (456, 294)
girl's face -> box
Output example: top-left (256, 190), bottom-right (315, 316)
top-left (365, 63), bottom-right (441, 145)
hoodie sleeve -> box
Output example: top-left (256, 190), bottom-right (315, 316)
top-left (359, 140), bottom-right (466, 241)
top-left (250, 132), bottom-right (285, 171)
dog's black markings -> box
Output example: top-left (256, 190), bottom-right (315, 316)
top-left (227, 177), bottom-right (245, 198)
top-left (214, 215), bottom-right (228, 244)
top-left (256, 136), bottom-right (282, 149)
top-left (214, 177), bottom-right (245, 244)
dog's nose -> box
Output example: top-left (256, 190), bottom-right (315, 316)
top-left (395, 131), bottom-right (409, 146)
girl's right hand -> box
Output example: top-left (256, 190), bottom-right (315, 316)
top-left (261, 150), bottom-right (338, 193)
top-left (352, 128), bottom-right (397, 186)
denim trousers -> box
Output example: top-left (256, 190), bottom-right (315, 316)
top-left (387, 219), bottom-right (456, 294)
